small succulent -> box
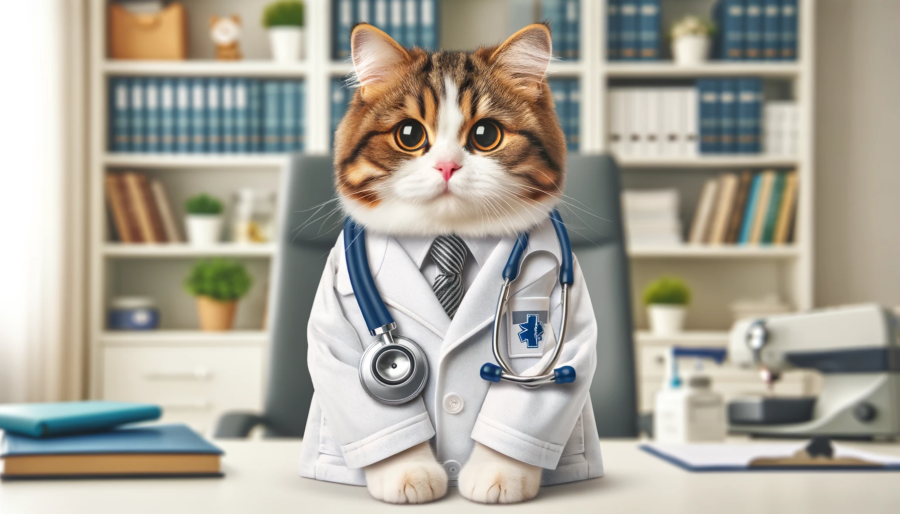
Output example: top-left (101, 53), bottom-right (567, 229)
top-left (670, 15), bottom-right (716, 40)
top-left (262, 0), bottom-right (305, 28)
top-left (185, 193), bottom-right (224, 215)
top-left (184, 259), bottom-right (253, 302)
top-left (643, 276), bottom-right (691, 306)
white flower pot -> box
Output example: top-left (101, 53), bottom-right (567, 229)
top-left (268, 27), bottom-right (304, 63)
top-left (672, 35), bottom-right (710, 66)
top-left (185, 215), bottom-right (224, 246)
top-left (648, 305), bottom-right (687, 336)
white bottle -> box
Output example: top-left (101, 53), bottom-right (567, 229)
top-left (654, 349), bottom-right (727, 444)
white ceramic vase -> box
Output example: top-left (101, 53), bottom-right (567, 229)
top-left (268, 27), bottom-right (304, 63)
top-left (672, 35), bottom-right (710, 66)
top-left (185, 215), bottom-right (223, 246)
top-left (648, 305), bottom-right (687, 336)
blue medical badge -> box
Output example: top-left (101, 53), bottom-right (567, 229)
top-left (517, 314), bottom-right (544, 349)
top-left (508, 299), bottom-right (551, 358)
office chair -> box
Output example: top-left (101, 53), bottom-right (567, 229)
top-left (215, 153), bottom-right (637, 438)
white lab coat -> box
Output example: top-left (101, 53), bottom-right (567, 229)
top-left (298, 218), bottom-right (603, 486)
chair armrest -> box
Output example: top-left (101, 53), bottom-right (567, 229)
top-left (214, 411), bottom-right (266, 438)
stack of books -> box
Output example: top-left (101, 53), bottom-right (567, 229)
top-left (330, 78), bottom-right (352, 145)
top-left (0, 401), bottom-right (223, 480)
top-left (105, 172), bottom-right (182, 243)
top-left (688, 170), bottom-right (798, 245)
top-left (622, 189), bottom-right (683, 247)
top-left (109, 77), bottom-right (305, 154)
top-left (713, 0), bottom-right (798, 61)
top-left (697, 78), bottom-right (763, 154)
top-left (333, 0), bottom-right (440, 59)
top-left (541, 0), bottom-right (581, 60)
top-left (608, 87), bottom-right (698, 158)
top-left (763, 101), bottom-right (798, 156)
top-left (607, 0), bottom-right (661, 61)
top-left (549, 78), bottom-right (580, 151)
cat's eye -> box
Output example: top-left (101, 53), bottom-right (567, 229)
top-left (394, 120), bottom-right (428, 152)
top-left (469, 120), bottom-right (503, 152)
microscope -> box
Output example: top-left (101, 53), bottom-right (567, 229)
top-left (728, 304), bottom-right (900, 439)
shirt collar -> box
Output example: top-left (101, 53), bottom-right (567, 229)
top-left (394, 234), bottom-right (500, 270)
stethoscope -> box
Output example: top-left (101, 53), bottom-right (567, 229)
top-left (344, 209), bottom-right (576, 406)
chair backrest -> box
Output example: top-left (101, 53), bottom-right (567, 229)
top-left (264, 153), bottom-right (637, 438)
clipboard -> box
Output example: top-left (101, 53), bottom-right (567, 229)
top-left (641, 438), bottom-right (900, 472)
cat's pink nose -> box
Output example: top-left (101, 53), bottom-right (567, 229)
top-left (434, 162), bottom-right (462, 182)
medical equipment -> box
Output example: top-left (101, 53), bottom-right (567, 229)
top-left (728, 304), bottom-right (900, 438)
top-left (654, 347), bottom-right (727, 444)
top-left (344, 210), bottom-right (576, 406)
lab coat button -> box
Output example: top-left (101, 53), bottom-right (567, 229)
top-left (443, 460), bottom-right (461, 478)
top-left (442, 393), bottom-right (464, 414)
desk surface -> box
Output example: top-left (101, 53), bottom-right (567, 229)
top-left (2, 440), bottom-right (899, 514)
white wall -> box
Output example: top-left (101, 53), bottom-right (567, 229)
top-left (814, 0), bottom-right (900, 308)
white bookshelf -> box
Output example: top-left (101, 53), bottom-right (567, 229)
top-left (88, 0), bottom-right (816, 421)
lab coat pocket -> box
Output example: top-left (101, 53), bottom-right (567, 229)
top-left (507, 297), bottom-right (554, 359)
top-left (318, 412), bottom-right (344, 457)
top-left (561, 415), bottom-right (585, 457)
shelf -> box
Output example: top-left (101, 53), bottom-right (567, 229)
top-left (628, 245), bottom-right (799, 259)
top-left (635, 330), bottom-right (730, 347)
top-left (605, 62), bottom-right (801, 78)
top-left (100, 330), bottom-right (269, 347)
top-left (103, 154), bottom-right (290, 169)
top-left (617, 155), bottom-right (798, 168)
top-left (103, 243), bottom-right (276, 258)
top-left (103, 60), bottom-right (308, 77)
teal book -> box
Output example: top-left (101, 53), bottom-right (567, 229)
top-left (738, 173), bottom-right (762, 244)
top-left (0, 401), bottom-right (161, 438)
top-left (761, 172), bottom-right (785, 243)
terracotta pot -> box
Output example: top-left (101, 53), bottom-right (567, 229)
top-left (195, 296), bottom-right (237, 331)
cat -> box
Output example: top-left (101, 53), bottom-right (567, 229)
top-left (321, 22), bottom-right (580, 504)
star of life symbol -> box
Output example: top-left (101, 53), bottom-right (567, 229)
top-left (517, 314), bottom-right (544, 349)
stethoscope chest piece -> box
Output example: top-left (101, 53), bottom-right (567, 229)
top-left (359, 335), bottom-right (429, 405)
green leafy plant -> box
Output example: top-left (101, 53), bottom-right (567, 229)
top-left (185, 194), bottom-right (224, 215)
top-left (643, 276), bottom-right (691, 306)
top-left (184, 259), bottom-right (253, 301)
top-left (262, 0), bottom-right (305, 28)
top-left (669, 15), bottom-right (717, 40)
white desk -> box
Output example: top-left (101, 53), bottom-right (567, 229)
top-left (2, 440), bottom-right (899, 513)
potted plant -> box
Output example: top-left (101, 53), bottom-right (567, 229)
top-left (643, 276), bottom-right (691, 336)
top-left (669, 15), bottom-right (715, 66)
top-left (184, 259), bottom-right (252, 331)
top-left (262, 0), bottom-right (305, 63)
top-left (185, 193), bottom-right (224, 246)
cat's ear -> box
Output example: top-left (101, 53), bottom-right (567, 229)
top-left (351, 24), bottom-right (410, 91)
top-left (490, 23), bottom-right (553, 97)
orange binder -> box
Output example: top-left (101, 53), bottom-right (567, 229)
top-left (109, 3), bottom-right (188, 60)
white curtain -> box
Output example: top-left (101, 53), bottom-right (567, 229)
top-left (0, 1), bottom-right (87, 402)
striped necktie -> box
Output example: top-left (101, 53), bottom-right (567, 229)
top-left (430, 235), bottom-right (469, 319)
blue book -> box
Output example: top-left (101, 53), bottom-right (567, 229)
top-left (175, 78), bottom-right (191, 153)
top-left (697, 79), bottom-right (720, 154)
top-left (206, 78), bottom-right (222, 153)
top-left (638, 0), bottom-right (660, 60)
top-left (404, 0), bottom-right (418, 47)
top-left (779, 0), bottom-right (798, 60)
top-left (298, 80), bottom-right (306, 151)
top-left (0, 401), bottom-right (160, 438)
top-left (190, 79), bottom-right (206, 153)
top-left (722, 0), bottom-right (745, 60)
top-left (619, 0), bottom-right (639, 60)
top-left (128, 78), bottom-right (145, 153)
top-left (374, 0), bottom-right (390, 32)
top-left (718, 79), bottom-right (738, 153)
top-left (159, 78), bottom-right (176, 153)
top-left (330, 79), bottom-right (347, 146)
top-left (109, 77), bottom-right (130, 152)
top-left (744, 0), bottom-right (763, 60)
top-left (282, 81), bottom-right (298, 151)
top-left (710, 0), bottom-right (723, 59)
top-left (762, 0), bottom-right (780, 60)
top-left (419, 0), bottom-right (437, 50)
top-left (548, 79), bottom-right (568, 147)
top-left (335, 0), bottom-right (353, 59)
top-left (221, 78), bottom-right (236, 153)
top-left (567, 79), bottom-right (580, 151)
top-left (234, 79), bottom-right (250, 153)
top-left (738, 78), bottom-right (762, 153)
top-left (738, 173), bottom-right (762, 243)
top-left (263, 81), bottom-right (282, 153)
top-left (248, 80), bottom-right (262, 153)
top-left (390, 0), bottom-right (404, 45)
top-left (565, 0), bottom-right (580, 60)
top-left (144, 78), bottom-right (161, 153)
top-left (607, 0), bottom-right (620, 60)
top-left (541, 0), bottom-right (565, 59)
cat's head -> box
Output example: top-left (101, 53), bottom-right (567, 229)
top-left (334, 23), bottom-right (565, 237)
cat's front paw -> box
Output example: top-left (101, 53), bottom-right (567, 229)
top-left (459, 443), bottom-right (542, 504)
top-left (364, 442), bottom-right (448, 504)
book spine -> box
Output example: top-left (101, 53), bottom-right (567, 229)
top-left (761, 172), bottom-right (785, 243)
top-left (190, 78), bottom-right (206, 153)
top-left (697, 79), bottom-right (720, 154)
top-left (744, 0), bottom-right (763, 60)
top-left (549, 80), bottom-right (567, 150)
top-left (541, 0), bottom-right (564, 59)
top-left (175, 78), bottom-right (191, 153)
top-left (390, 0), bottom-right (404, 45)
top-left (738, 173), bottom-right (761, 244)
top-left (150, 180), bottom-right (183, 242)
top-left (726, 170), bottom-right (754, 243)
top-left (336, 0), bottom-right (353, 59)
top-left (206, 78), bottom-right (222, 153)
top-left (619, 0), bottom-right (639, 61)
top-left (222, 78), bottom-right (235, 153)
top-left (110, 77), bottom-right (130, 152)
top-left (643, 88), bottom-right (661, 157)
top-left (719, 79), bottom-right (737, 153)
top-left (608, 89), bottom-right (623, 155)
top-left (374, 0), bottom-right (389, 31)
top-left (104, 174), bottom-right (135, 243)
top-left (749, 171), bottom-right (774, 243)
top-left (123, 172), bottom-right (155, 243)
top-left (404, 0), bottom-right (418, 48)
top-left (762, 0), bottom-right (780, 60)
top-left (144, 78), bottom-right (160, 153)
top-left (710, 0), bottom-right (722, 59)
top-left (607, 0), bottom-right (620, 60)
top-left (638, 0), bottom-right (660, 60)
top-left (159, 78), bottom-right (175, 153)
top-left (129, 79), bottom-right (145, 153)
top-left (234, 78), bottom-right (249, 153)
top-left (660, 89), bottom-right (678, 156)
top-left (723, 0), bottom-right (745, 61)
top-left (248, 80), bottom-right (262, 153)
top-left (282, 81), bottom-right (298, 152)
top-left (780, 0), bottom-right (798, 60)
top-left (566, 0), bottom-right (579, 60)
top-left (683, 88), bottom-right (698, 156)
top-left (568, 79), bottom-right (580, 151)
top-left (419, 0), bottom-right (437, 50)
top-left (331, 79), bottom-right (346, 146)
top-left (773, 171), bottom-right (798, 244)
top-left (263, 81), bottom-right (282, 153)
top-left (298, 80), bottom-right (306, 151)
top-left (739, 78), bottom-right (762, 153)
